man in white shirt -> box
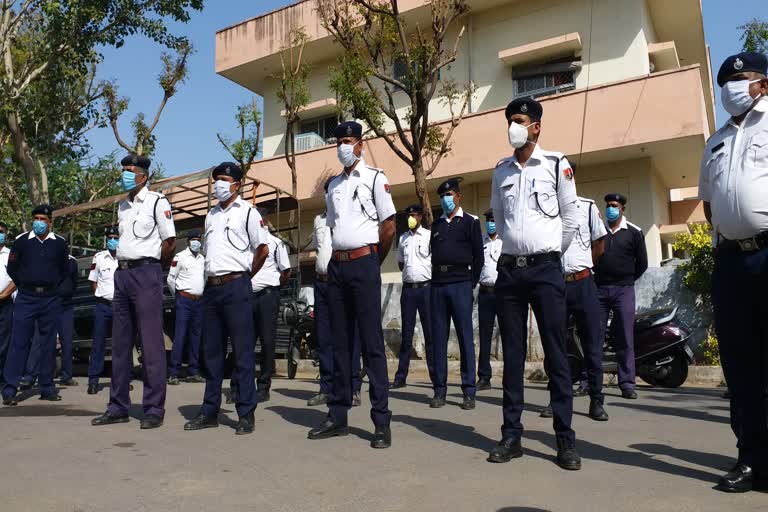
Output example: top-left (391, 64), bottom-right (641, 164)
top-left (167, 230), bottom-right (205, 385)
top-left (477, 209), bottom-right (502, 391)
top-left (391, 204), bottom-right (433, 389)
top-left (0, 222), bottom-right (16, 385)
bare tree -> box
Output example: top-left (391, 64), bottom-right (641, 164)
top-left (217, 98), bottom-right (262, 173)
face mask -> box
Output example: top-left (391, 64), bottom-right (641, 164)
top-left (107, 238), bottom-right (119, 252)
top-left (0, 233), bottom-right (5, 246)
top-left (721, 79), bottom-right (761, 117)
top-left (337, 143), bottom-right (359, 168)
top-left (407, 216), bottom-right (418, 230)
top-left (214, 180), bottom-right (235, 202)
top-left (121, 170), bottom-right (140, 192)
top-left (32, 220), bottom-right (48, 236)
top-left (606, 206), bottom-right (621, 222)
top-left (441, 195), bottom-right (456, 214)
top-left (486, 221), bottom-right (496, 235)
top-left (189, 240), bottom-right (202, 253)
top-left (508, 122), bottom-right (535, 149)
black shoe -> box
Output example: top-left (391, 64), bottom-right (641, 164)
top-left (307, 393), bottom-right (330, 407)
top-left (256, 389), bottom-right (270, 403)
top-left (429, 394), bottom-right (446, 408)
top-left (59, 378), bottom-right (78, 387)
top-left (185, 374), bottom-right (205, 383)
top-left (371, 426), bottom-right (391, 449)
top-left (487, 438), bottom-right (523, 463)
top-left (621, 389), bottom-right (638, 400)
top-left (87, 384), bottom-right (99, 395)
top-left (308, 420), bottom-right (349, 440)
top-left (556, 438), bottom-right (582, 470)
top-left (140, 414), bottom-right (164, 430)
top-left (717, 464), bottom-right (753, 493)
top-left (540, 404), bottom-right (553, 418)
top-left (18, 380), bottom-right (33, 391)
top-left (460, 395), bottom-right (476, 410)
top-left (589, 399), bottom-right (609, 422)
top-left (2, 395), bottom-right (18, 406)
top-left (476, 379), bottom-right (492, 392)
top-left (235, 413), bottom-right (255, 435)
top-left (184, 414), bottom-right (219, 431)
top-left (389, 380), bottom-right (406, 389)
top-left (39, 393), bottom-right (62, 402)
top-left (167, 376), bottom-right (180, 386)
top-left (91, 412), bottom-right (129, 426)
top-left (573, 385), bottom-right (589, 397)
top-left (352, 391), bottom-right (361, 407)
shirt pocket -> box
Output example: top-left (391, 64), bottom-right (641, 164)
top-left (747, 133), bottom-right (768, 168)
top-left (418, 238), bottom-right (431, 258)
top-left (500, 183), bottom-right (517, 216)
top-left (132, 211), bottom-right (157, 239)
top-left (527, 175), bottom-right (559, 218)
top-left (706, 148), bottom-right (728, 188)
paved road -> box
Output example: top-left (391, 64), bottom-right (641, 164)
top-left (0, 376), bottom-right (763, 512)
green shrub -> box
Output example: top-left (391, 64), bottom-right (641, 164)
top-left (673, 223), bottom-right (715, 307)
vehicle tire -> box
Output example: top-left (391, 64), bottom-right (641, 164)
top-left (287, 338), bottom-right (300, 380)
top-left (653, 354), bottom-right (689, 388)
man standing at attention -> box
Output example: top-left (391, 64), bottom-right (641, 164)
top-left (0, 222), bottom-right (15, 386)
top-left (476, 208), bottom-right (502, 391)
top-left (87, 227), bottom-right (119, 394)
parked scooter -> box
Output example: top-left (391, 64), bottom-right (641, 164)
top-left (567, 306), bottom-right (694, 388)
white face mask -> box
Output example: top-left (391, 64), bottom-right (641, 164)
top-left (214, 180), bottom-right (234, 203)
top-left (721, 79), bottom-right (762, 117)
top-left (337, 143), bottom-right (359, 168)
top-left (508, 122), bottom-right (536, 149)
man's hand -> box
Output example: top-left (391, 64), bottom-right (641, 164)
top-left (161, 237), bottom-right (177, 268)
top-left (378, 216), bottom-right (396, 265)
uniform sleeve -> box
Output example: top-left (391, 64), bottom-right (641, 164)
top-left (589, 203), bottom-right (608, 241)
top-left (167, 254), bottom-right (181, 294)
top-left (88, 256), bottom-right (99, 283)
top-left (471, 218), bottom-right (485, 287)
top-left (698, 150), bottom-right (712, 203)
top-left (7, 240), bottom-right (20, 284)
top-left (490, 170), bottom-right (504, 239)
top-left (276, 241), bottom-right (291, 272)
top-left (154, 196), bottom-right (177, 241)
top-left (372, 172), bottom-right (396, 222)
top-left (325, 190), bottom-right (335, 229)
top-left (634, 229), bottom-right (649, 281)
top-left (397, 234), bottom-right (405, 264)
top-left (558, 156), bottom-right (579, 252)
top-left (312, 218), bottom-right (320, 248)
top-left (247, 207), bottom-right (267, 249)
top-left (59, 241), bottom-right (70, 286)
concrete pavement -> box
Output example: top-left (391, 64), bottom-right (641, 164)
top-left (0, 376), bottom-right (763, 512)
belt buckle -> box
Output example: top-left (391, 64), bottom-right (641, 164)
top-left (515, 256), bottom-right (528, 268)
top-left (34, 287), bottom-right (45, 294)
top-left (118, 261), bottom-right (129, 270)
top-left (738, 237), bottom-right (759, 251)
top-left (338, 251), bottom-right (350, 262)
top-left (211, 276), bottom-right (222, 286)
top-left (439, 265), bottom-right (449, 272)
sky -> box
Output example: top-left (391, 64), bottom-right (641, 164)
top-left (85, 0), bottom-right (764, 176)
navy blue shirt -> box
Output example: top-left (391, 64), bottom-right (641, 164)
top-left (58, 256), bottom-right (79, 305)
top-left (430, 208), bottom-right (485, 286)
top-left (8, 231), bottom-right (70, 295)
top-left (594, 217), bottom-right (648, 287)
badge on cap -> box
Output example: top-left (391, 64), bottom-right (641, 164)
top-left (520, 104), bottom-right (528, 113)
top-left (346, 126), bottom-right (353, 136)
top-left (734, 58), bottom-right (744, 70)
top-left (132, 156), bottom-right (138, 165)
top-left (563, 167), bottom-right (574, 181)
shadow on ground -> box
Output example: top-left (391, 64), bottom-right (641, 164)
top-left (266, 405), bottom-right (371, 441)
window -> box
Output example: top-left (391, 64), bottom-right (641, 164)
top-left (299, 115), bottom-right (337, 142)
top-left (513, 70), bottom-right (575, 99)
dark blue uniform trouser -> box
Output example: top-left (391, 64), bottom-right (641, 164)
top-left (477, 287), bottom-right (499, 381)
top-left (169, 294), bottom-right (202, 378)
top-left (566, 276), bottom-right (604, 399)
top-left (201, 275), bottom-right (256, 419)
top-left (23, 323), bottom-right (41, 384)
top-left (24, 305), bottom-right (74, 383)
top-left (496, 260), bottom-right (575, 444)
top-left (431, 280), bottom-right (476, 398)
top-left (88, 301), bottom-right (112, 385)
top-left (712, 248), bottom-right (768, 473)
top-left (327, 253), bottom-right (390, 427)
top-left (253, 287), bottom-right (280, 391)
top-left (0, 299), bottom-right (12, 383)
top-left (395, 284), bottom-right (433, 384)
top-left (597, 284), bottom-right (636, 391)
top-left (315, 279), bottom-right (362, 396)
top-left (2, 292), bottom-right (61, 399)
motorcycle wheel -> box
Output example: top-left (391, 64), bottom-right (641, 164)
top-left (650, 354), bottom-right (690, 388)
top-left (287, 337), bottom-right (300, 380)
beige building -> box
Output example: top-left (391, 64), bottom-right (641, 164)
top-left (215, 0), bottom-right (714, 281)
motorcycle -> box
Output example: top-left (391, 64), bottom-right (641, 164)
top-left (567, 306), bottom-right (694, 388)
top-left (282, 300), bottom-right (317, 379)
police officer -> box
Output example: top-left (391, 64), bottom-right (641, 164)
top-left (593, 193), bottom-right (647, 400)
top-left (167, 230), bottom-right (205, 385)
top-left (488, 98), bottom-right (581, 470)
top-left (0, 222), bottom-right (15, 385)
top-left (251, 208), bottom-right (291, 402)
top-left (699, 52), bottom-right (768, 493)
top-left (2, 205), bottom-right (69, 405)
top-left (91, 154), bottom-right (176, 429)
top-left (391, 204), bottom-right (433, 389)
top-left (86, 227), bottom-right (119, 394)
top-left (430, 178), bottom-right (484, 410)
top-left (56, 253), bottom-right (79, 387)
top-left (307, 121), bottom-right (395, 449)
top-left (184, 162), bottom-right (268, 436)
top-left (477, 208), bottom-right (502, 391)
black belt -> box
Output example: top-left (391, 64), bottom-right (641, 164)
top-left (499, 252), bottom-right (560, 269)
top-left (316, 273), bottom-right (328, 283)
top-left (717, 232), bottom-right (768, 252)
top-left (254, 286), bottom-right (280, 297)
top-left (207, 272), bottom-right (247, 287)
top-left (479, 284), bottom-right (495, 293)
top-left (118, 257), bottom-right (159, 270)
top-left (96, 297), bottom-right (113, 306)
top-left (404, 281), bottom-right (430, 289)
top-left (21, 285), bottom-right (56, 296)
top-left (433, 264), bottom-right (470, 274)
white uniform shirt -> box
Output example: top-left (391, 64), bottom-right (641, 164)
top-left (313, 214), bottom-right (332, 275)
top-left (167, 247), bottom-right (205, 296)
top-left (397, 227), bottom-right (432, 283)
top-left (117, 186), bottom-right (176, 261)
top-left (490, 145), bottom-right (578, 255)
top-left (562, 198), bottom-right (608, 274)
top-left (204, 196), bottom-right (267, 277)
top-left (251, 233), bottom-right (291, 291)
top-left (699, 97), bottom-right (768, 243)
top-left (0, 246), bottom-right (13, 293)
top-left (325, 159), bottom-right (397, 250)
top-left (88, 250), bottom-right (119, 300)
top-left (478, 235), bottom-right (503, 286)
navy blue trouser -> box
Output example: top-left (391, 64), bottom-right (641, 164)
top-left (88, 302), bottom-right (112, 385)
top-left (477, 288), bottom-right (499, 381)
top-left (496, 260), bottom-right (575, 444)
top-left (567, 276), bottom-right (604, 400)
top-left (169, 294), bottom-right (202, 378)
top-left (201, 275), bottom-right (256, 419)
top-left (712, 247), bottom-right (768, 473)
top-left (597, 284), bottom-right (636, 391)
top-left (327, 253), bottom-right (390, 427)
top-left (2, 293), bottom-right (61, 399)
top-left (0, 299), bottom-right (12, 383)
top-left (22, 323), bottom-right (41, 384)
top-left (394, 285), bottom-right (433, 384)
top-left (24, 305), bottom-right (74, 382)
top-left (431, 280), bottom-right (476, 398)
top-left (315, 279), bottom-right (362, 396)
top-left (253, 288), bottom-right (280, 391)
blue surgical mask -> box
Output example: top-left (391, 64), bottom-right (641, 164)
top-left (121, 170), bottom-right (137, 192)
top-left (486, 221), bottom-right (496, 235)
top-left (189, 240), bottom-right (202, 253)
top-left (606, 206), bottom-right (621, 222)
top-left (107, 238), bottom-right (119, 252)
top-left (32, 220), bottom-right (48, 236)
top-left (440, 195), bottom-right (456, 214)
top-left (0, 233), bottom-right (5, 245)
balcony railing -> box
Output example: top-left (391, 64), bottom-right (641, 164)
top-left (295, 132), bottom-right (329, 153)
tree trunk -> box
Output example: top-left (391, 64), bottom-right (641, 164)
top-left (413, 161), bottom-right (433, 227)
top-left (5, 111), bottom-right (48, 204)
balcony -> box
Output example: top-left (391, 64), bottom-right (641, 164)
top-left (294, 132), bottom-right (329, 153)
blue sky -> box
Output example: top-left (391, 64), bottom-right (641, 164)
top-left (86, 0), bottom-right (763, 176)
